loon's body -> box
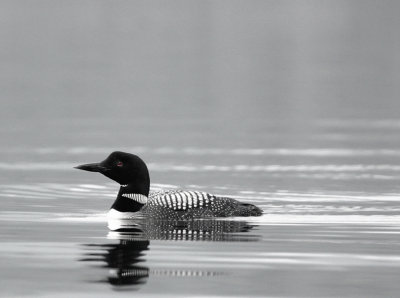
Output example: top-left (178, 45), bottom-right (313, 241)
top-left (108, 188), bottom-right (261, 220)
top-left (75, 151), bottom-right (262, 219)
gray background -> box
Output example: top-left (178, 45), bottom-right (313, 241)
top-left (1, 0), bottom-right (400, 148)
top-left (1, 1), bottom-right (400, 297)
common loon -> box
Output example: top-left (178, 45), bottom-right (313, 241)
top-left (75, 151), bottom-right (262, 219)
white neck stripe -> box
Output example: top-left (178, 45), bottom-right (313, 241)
top-left (122, 193), bottom-right (148, 204)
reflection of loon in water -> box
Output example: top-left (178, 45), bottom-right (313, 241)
top-left (108, 217), bottom-right (260, 241)
top-left (80, 219), bottom-right (260, 289)
top-left (81, 238), bottom-right (149, 288)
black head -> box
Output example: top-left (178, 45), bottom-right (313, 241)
top-left (75, 151), bottom-right (150, 196)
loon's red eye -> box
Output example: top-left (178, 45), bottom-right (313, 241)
top-left (117, 161), bottom-right (123, 167)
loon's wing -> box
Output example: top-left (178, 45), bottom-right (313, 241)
top-left (148, 189), bottom-right (215, 211)
top-left (147, 189), bottom-right (262, 217)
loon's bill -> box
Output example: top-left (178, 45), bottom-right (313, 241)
top-left (75, 151), bottom-right (262, 220)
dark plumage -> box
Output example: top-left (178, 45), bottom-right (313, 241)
top-left (75, 151), bottom-right (262, 219)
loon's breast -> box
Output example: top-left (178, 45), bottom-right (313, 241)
top-left (107, 208), bottom-right (144, 219)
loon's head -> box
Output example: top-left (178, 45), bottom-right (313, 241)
top-left (75, 151), bottom-right (150, 196)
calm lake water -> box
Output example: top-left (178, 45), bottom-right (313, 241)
top-left (1, 1), bottom-right (400, 297)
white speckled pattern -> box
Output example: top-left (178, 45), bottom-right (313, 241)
top-left (147, 190), bottom-right (212, 211)
top-left (125, 189), bottom-right (263, 220)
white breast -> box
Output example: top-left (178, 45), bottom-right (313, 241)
top-left (107, 208), bottom-right (143, 230)
top-left (107, 208), bottom-right (139, 219)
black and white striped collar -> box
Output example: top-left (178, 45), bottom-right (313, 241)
top-left (121, 193), bottom-right (148, 204)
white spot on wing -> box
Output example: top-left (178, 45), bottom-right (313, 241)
top-left (186, 192), bottom-right (193, 208)
top-left (180, 192), bottom-right (187, 209)
top-left (166, 194), bottom-right (172, 207)
top-left (189, 191), bottom-right (198, 207)
top-left (170, 194), bottom-right (177, 210)
top-left (174, 193), bottom-right (180, 209)
top-left (161, 196), bottom-right (167, 207)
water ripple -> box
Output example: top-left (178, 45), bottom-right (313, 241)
top-left (1, 183), bottom-right (399, 225)
top-left (2, 162), bottom-right (400, 174)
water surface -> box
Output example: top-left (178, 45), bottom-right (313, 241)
top-left (1, 1), bottom-right (400, 297)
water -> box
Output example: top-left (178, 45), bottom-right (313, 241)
top-left (1, 1), bottom-right (400, 297)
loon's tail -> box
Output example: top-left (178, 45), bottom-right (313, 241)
top-left (234, 203), bottom-right (263, 217)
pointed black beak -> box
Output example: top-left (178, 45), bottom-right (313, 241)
top-left (74, 162), bottom-right (109, 173)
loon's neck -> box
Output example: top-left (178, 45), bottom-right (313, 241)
top-left (110, 184), bottom-right (149, 213)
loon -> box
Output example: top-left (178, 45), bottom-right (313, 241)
top-left (75, 151), bottom-right (262, 219)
